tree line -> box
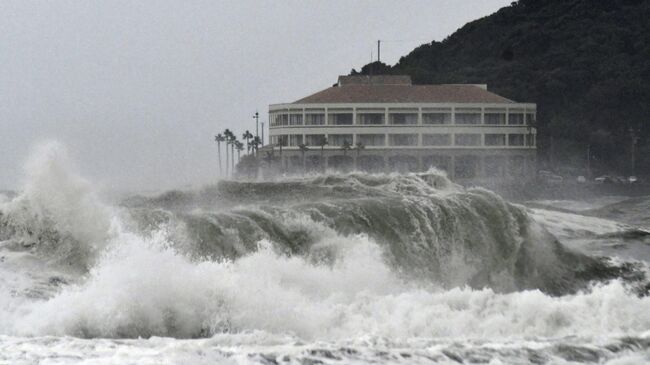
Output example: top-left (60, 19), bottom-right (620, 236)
top-left (214, 131), bottom-right (367, 177)
top-left (213, 129), bottom-right (261, 178)
top-left (352, 0), bottom-right (650, 176)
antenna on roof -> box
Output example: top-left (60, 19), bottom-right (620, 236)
top-left (377, 40), bottom-right (381, 63)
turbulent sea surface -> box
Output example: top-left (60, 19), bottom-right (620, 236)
top-left (1, 143), bottom-right (650, 364)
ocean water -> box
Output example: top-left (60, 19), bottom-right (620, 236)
top-left (1, 142), bottom-right (650, 364)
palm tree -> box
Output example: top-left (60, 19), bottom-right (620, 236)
top-left (214, 133), bottom-right (225, 175)
top-left (235, 141), bottom-right (244, 166)
top-left (354, 141), bottom-right (365, 170)
top-left (230, 137), bottom-right (236, 172)
top-left (318, 137), bottom-right (328, 172)
top-left (298, 143), bottom-right (309, 173)
top-left (223, 129), bottom-right (234, 177)
top-left (242, 130), bottom-right (254, 155)
top-left (223, 128), bottom-right (232, 177)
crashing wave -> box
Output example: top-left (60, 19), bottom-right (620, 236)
top-left (120, 173), bottom-right (634, 295)
top-left (0, 143), bottom-right (647, 340)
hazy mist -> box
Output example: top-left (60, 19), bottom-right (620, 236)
top-left (1, 0), bottom-right (511, 191)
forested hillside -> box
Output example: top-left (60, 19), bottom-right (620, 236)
top-left (352, 0), bottom-right (650, 175)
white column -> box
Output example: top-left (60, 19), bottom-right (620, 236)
top-left (325, 107), bottom-right (329, 126)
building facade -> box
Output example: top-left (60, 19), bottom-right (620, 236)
top-left (268, 75), bottom-right (536, 180)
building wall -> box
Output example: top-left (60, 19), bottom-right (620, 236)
top-left (267, 102), bottom-right (536, 180)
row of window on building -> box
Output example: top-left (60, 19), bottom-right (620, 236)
top-left (269, 133), bottom-right (536, 147)
top-left (269, 108), bottom-right (535, 127)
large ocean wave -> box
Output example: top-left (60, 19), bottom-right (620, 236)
top-left (0, 142), bottom-right (648, 354)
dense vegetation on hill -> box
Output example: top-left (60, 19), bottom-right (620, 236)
top-left (352, 0), bottom-right (650, 176)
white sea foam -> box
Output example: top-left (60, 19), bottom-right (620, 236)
top-left (0, 142), bottom-right (114, 267)
top-left (528, 207), bottom-right (635, 241)
top-left (6, 223), bottom-right (649, 342)
top-left (2, 333), bottom-right (649, 365)
top-left (529, 197), bottom-right (631, 212)
top-left (21, 142), bottom-right (111, 243)
top-left (2, 142), bottom-right (650, 364)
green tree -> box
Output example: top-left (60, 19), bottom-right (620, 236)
top-left (223, 129), bottom-right (233, 177)
top-left (235, 140), bottom-right (244, 165)
top-left (214, 133), bottom-right (225, 175)
top-left (351, 0), bottom-right (650, 174)
top-left (242, 130), bottom-right (254, 155)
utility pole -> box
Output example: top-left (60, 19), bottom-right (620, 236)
top-left (253, 111), bottom-right (259, 139)
top-left (261, 122), bottom-right (265, 146)
top-left (377, 40), bottom-right (381, 63)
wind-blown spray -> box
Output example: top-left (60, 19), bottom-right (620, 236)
top-left (0, 142), bottom-right (649, 364)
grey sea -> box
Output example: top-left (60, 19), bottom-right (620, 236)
top-left (1, 144), bottom-right (649, 364)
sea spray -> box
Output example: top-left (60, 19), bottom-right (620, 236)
top-left (1, 142), bottom-right (650, 364)
top-left (122, 176), bottom-right (626, 294)
top-left (1, 142), bottom-right (113, 270)
top-left (3, 218), bottom-right (645, 341)
top-left (9, 224), bottom-right (650, 340)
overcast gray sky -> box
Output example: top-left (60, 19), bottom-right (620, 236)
top-left (1, 0), bottom-right (512, 191)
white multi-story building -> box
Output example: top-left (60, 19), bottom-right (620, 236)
top-left (268, 75), bottom-right (536, 180)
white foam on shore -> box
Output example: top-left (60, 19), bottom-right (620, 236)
top-left (6, 226), bottom-right (650, 342)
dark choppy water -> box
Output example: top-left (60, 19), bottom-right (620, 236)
top-left (1, 143), bottom-right (650, 364)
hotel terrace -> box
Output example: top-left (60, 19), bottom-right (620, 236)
top-left (268, 75), bottom-right (536, 180)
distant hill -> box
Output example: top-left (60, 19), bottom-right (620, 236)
top-left (352, 0), bottom-right (650, 175)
